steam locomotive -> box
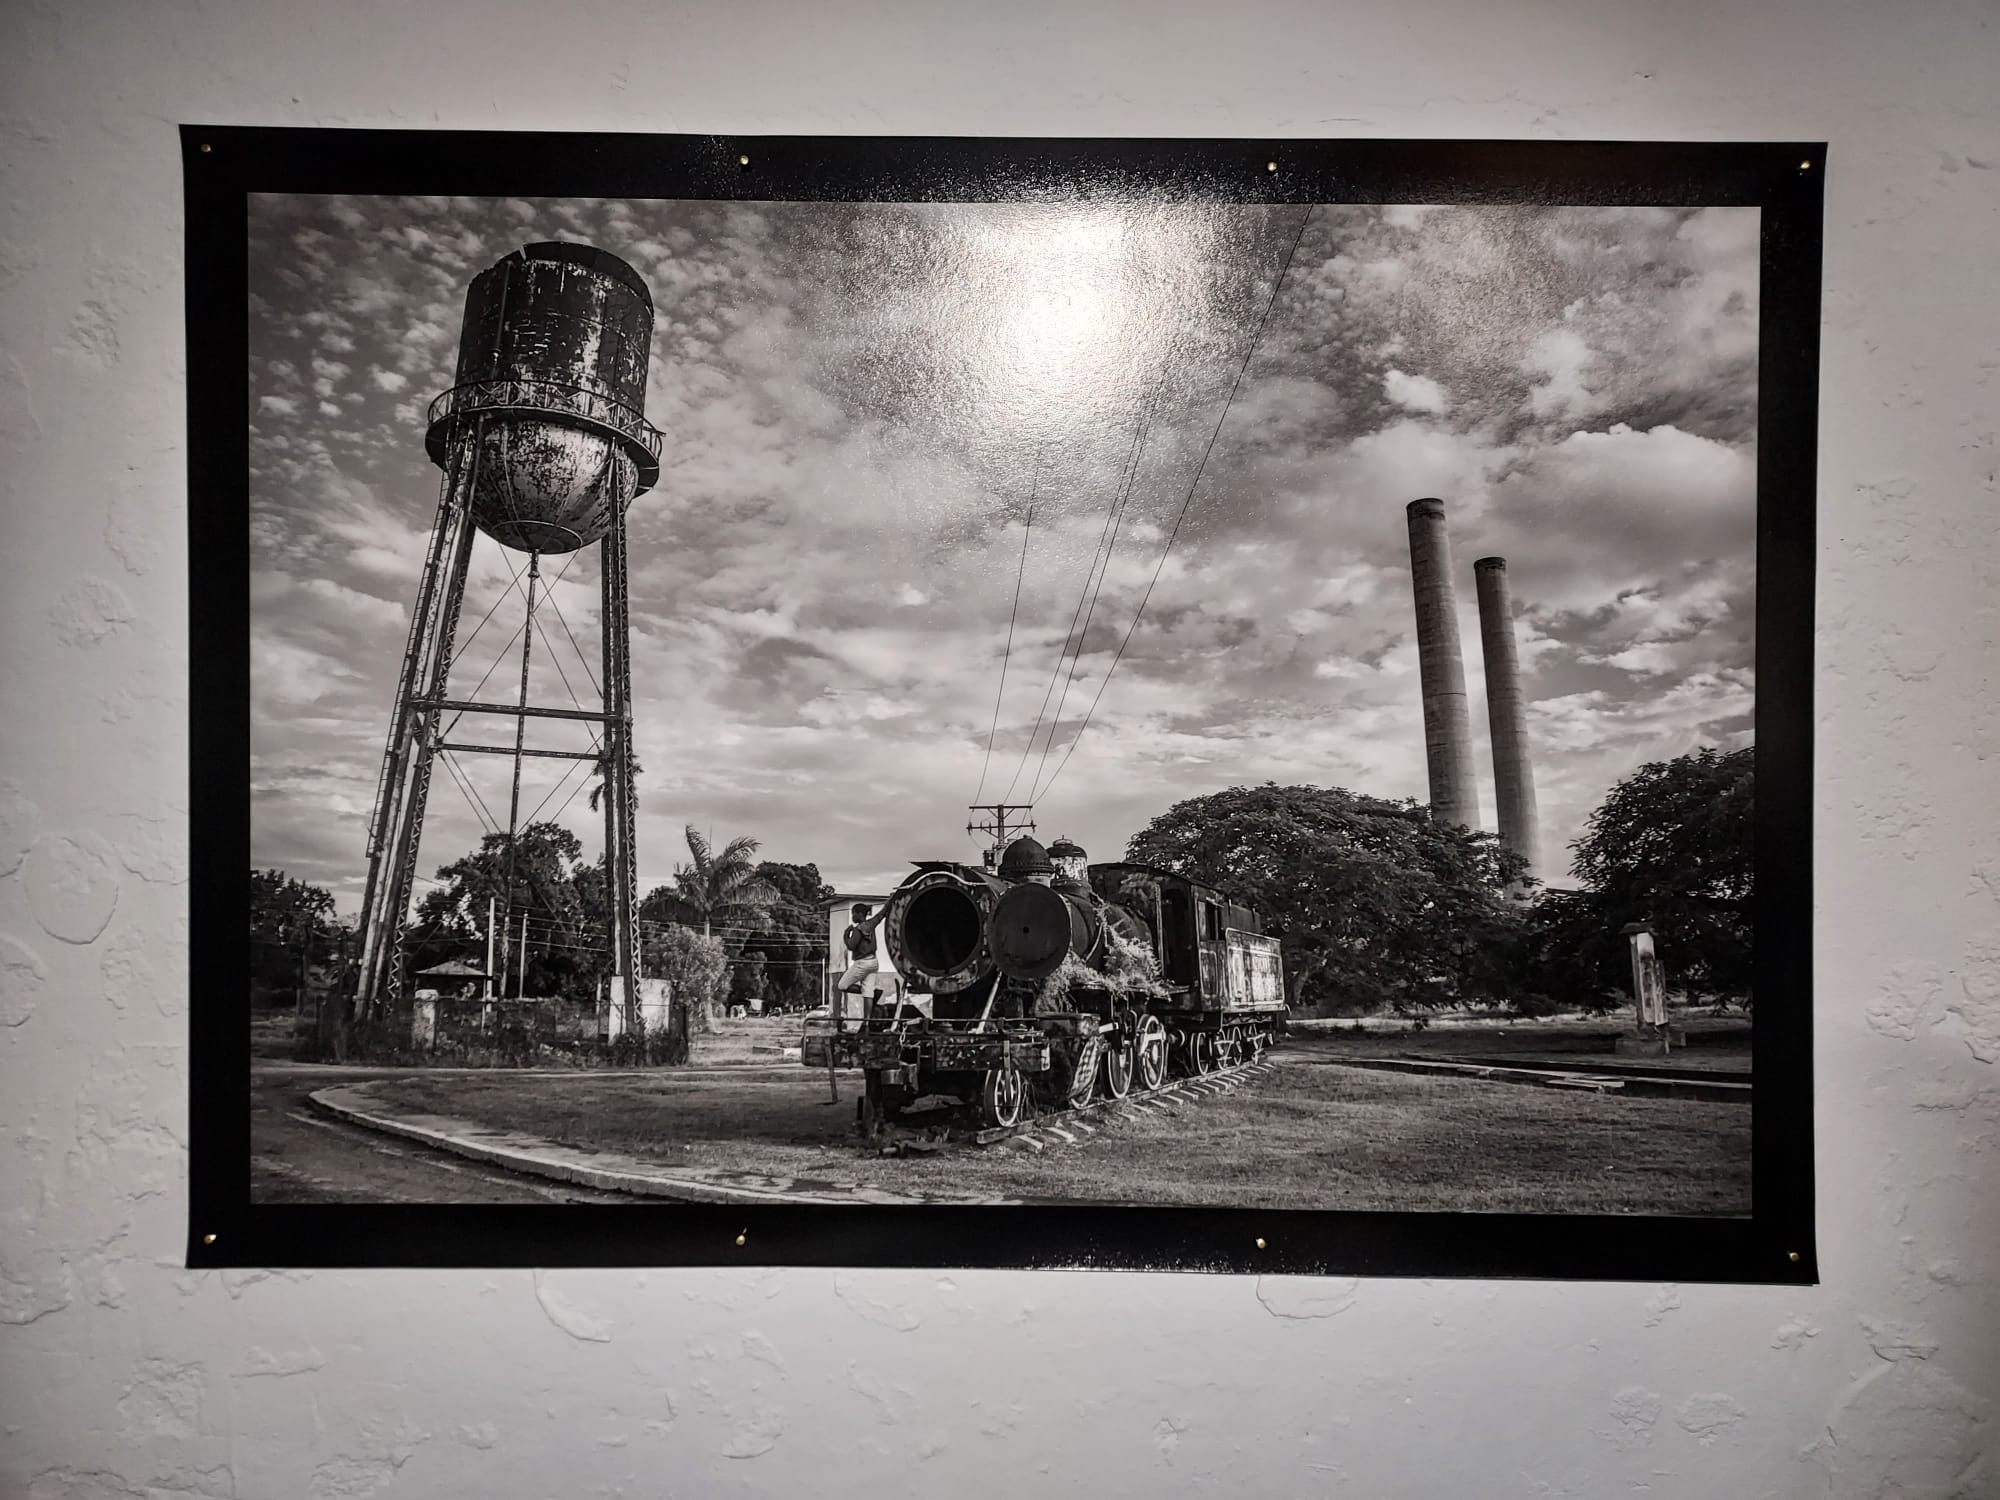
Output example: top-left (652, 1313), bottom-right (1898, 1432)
top-left (805, 835), bottom-right (1286, 1133)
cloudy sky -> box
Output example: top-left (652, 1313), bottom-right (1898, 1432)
top-left (249, 194), bottom-right (1758, 914)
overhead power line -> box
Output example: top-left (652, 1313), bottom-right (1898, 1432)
top-left (1034, 204), bottom-right (1318, 804)
top-left (970, 454), bottom-right (1043, 810)
top-left (1000, 396), bottom-right (1158, 805)
top-left (1028, 368), bottom-right (1175, 804)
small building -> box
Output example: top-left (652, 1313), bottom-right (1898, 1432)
top-left (413, 958), bottom-right (489, 996)
top-left (410, 958), bottom-right (489, 1048)
top-left (600, 975), bottom-right (673, 1041)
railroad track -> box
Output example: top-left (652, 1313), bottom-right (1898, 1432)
top-left (863, 1054), bottom-right (1281, 1156)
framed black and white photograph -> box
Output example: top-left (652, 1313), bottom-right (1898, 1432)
top-left (188, 130), bottom-right (1820, 1279)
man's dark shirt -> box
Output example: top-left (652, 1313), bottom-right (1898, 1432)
top-left (845, 922), bottom-right (877, 960)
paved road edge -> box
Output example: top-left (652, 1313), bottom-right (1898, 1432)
top-left (307, 1081), bottom-right (1001, 1206)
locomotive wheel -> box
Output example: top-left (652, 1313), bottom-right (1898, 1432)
top-left (1135, 1015), bottom-right (1168, 1091)
top-left (1192, 1032), bottom-right (1217, 1075)
top-left (1102, 1038), bottom-right (1134, 1099)
top-left (1067, 1037), bottom-right (1100, 1108)
top-left (980, 1067), bottom-right (1027, 1130)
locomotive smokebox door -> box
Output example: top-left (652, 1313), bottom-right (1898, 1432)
top-left (989, 883), bottom-right (1071, 981)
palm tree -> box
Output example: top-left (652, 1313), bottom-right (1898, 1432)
top-left (672, 826), bottom-right (778, 937)
top-left (587, 752), bottom-right (644, 815)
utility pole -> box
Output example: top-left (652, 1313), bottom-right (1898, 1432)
top-left (332, 927), bottom-right (352, 1062)
top-left (482, 894), bottom-right (497, 1031)
top-left (966, 803), bottom-right (1036, 868)
top-left (296, 911), bottom-right (313, 1020)
top-left (517, 911), bottom-right (529, 1000)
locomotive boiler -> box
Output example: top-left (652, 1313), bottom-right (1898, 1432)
top-left (806, 835), bottom-right (1286, 1133)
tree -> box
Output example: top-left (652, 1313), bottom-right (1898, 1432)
top-left (643, 925), bottom-right (729, 1030)
top-left (587, 752), bottom-right (645, 814)
top-left (1508, 886), bottom-right (1629, 1014)
top-left (633, 835), bottom-right (794, 1036)
top-left (671, 826), bottom-right (779, 938)
top-left (744, 860), bottom-right (833, 1011)
top-left (415, 822), bottom-right (600, 1002)
top-left (1126, 783), bottom-right (1528, 1014)
top-left (729, 951), bottom-right (769, 1013)
top-left (1567, 745), bottom-right (1754, 1003)
top-left (250, 869), bottom-right (337, 1009)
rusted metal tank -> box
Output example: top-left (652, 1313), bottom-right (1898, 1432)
top-left (424, 242), bottom-right (660, 553)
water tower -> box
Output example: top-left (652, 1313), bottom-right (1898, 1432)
top-left (352, 242), bottom-right (661, 1032)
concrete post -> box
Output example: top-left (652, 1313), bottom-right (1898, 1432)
top-left (1616, 921), bottom-right (1678, 1056)
top-left (1473, 556), bottom-right (1541, 882)
top-left (1405, 498), bottom-right (1481, 829)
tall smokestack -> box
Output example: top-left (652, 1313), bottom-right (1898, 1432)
top-left (1405, 498), bottom-right (1481, 829)
top-left (1474, 556), bottom-right (1540, 881)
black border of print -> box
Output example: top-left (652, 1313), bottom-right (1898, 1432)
top-left (186, 128), bottom-right (1820, 1281)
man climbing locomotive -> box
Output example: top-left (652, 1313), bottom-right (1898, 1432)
top-left (837, 901), bottom-right (889, 998)
top-left (804, 834), bottom-right (1286, 1134)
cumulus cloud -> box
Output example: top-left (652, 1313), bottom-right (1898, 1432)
top-left (1383, 369), bottom-right (1448, 414)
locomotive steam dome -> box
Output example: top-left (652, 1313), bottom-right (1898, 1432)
top-left (424, 242), bottom-right (662, 554)
top-left (997, 835), bottom-right (1054, 881)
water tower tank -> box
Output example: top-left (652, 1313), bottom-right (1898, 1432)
top-left (424, 242), bottom-right (661, 554)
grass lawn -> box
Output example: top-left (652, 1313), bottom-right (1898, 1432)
top-left (368, 1047), bottom-right (1751, 1214)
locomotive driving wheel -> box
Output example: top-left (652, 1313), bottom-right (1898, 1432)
top-left (1102, 1034), bottom-right (1134, 1099)
top-left (1135, 1015), bottom-right (1168, 1091)
top-left (1192, 1032), bottom-right (1218, 1075)
top-left (1067, 1035), bottom-right (1100, 1108)
top-left (980, 1066), bottom-right (1027, 1130)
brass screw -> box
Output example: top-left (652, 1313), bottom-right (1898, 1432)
top-left (738, 154), bottom-right (751, 168)
top-left (735, 1231), bottom-right (747, 1247)
top-left (1266, 161), bottom-right (1278, 173)
top-left (1789, 1250), bottom-right (1800, 1262)
top-left (199, 144), bottom-right (212, 154)
top-left (202, 1233), bottom-right (217, 1244)
top-left (1255, 1236), bottom-right (1267, 1250)
top-left (1799, 160), bottom-right (1811, 170)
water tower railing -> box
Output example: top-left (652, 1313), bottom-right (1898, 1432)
top-left (424, 376), bottom-right (664, 487)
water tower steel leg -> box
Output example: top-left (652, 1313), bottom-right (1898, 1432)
top-left (379, 485), bottom-right (478, 1018)
top-left (356, 451), bottom-right (459, 1014)
top-left (498, 551), bottom-right (541, 990)
top-left (356, 440), bottom-right (478, 1021)
top-left (600, 495), bottom-right (640, 1035)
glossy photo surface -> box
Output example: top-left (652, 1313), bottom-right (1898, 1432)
top-left (192, 131), bottom-right (1820, 1278)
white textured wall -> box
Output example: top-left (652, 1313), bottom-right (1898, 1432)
top-left (2, 1), bottom-right (1996, 1494)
